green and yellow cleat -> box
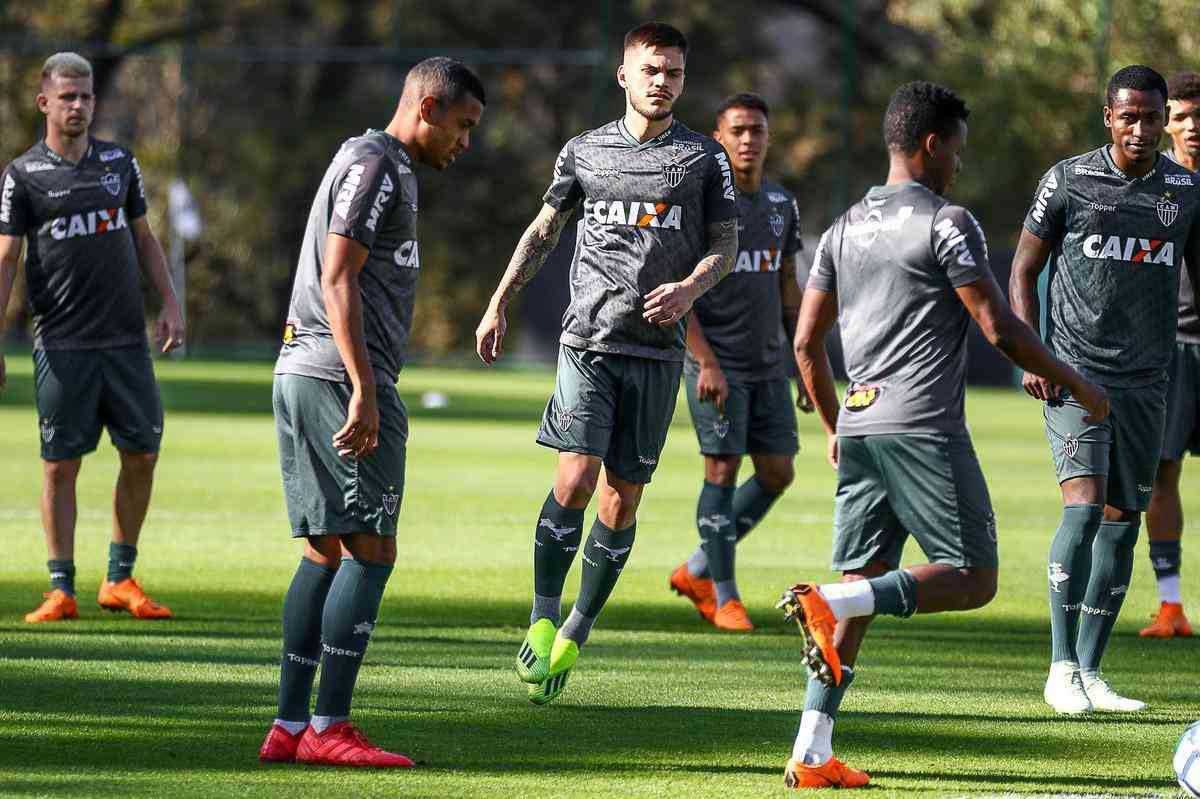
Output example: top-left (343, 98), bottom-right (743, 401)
top-left (528, 633), bottom-right (578, 706)
top-left (515, 618), bottom-right (556, 684)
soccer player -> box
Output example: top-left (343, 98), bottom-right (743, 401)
top-left (784, 81), bottom-right (1107, 788)
top-left (1142, 71), bottom-right (1200, 639)
top-left (475, 22), bottom-right (738, 705)
top-left (1013, 65), bottom-right (1200, 713)
top-left (0, 53), bottom-right (184, 624)
top-left (257, 58), bottom-right (484, 767)
top-left (669, 92), bottom-right (807, 632)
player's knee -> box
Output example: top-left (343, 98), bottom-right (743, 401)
top-left (119, 451), bottom-right (158, 477)
top-left (704, 455), bottom-right (740, 485)
top-left (43, 458), bottom-right (82, 485)
top-left (557, 472), bottom-right (598, 506)
top-left (963, 568), bottom-right (998, 610)
top-left (756, 461), bottom-right (794, 494)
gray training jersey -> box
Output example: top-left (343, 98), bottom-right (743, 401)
top-left (0, 137), bottom-right (149, 350)
top-left (687, 179), bottom-right (803, 380)
top-left (544, 119), bottom-right (738, 362)
top-left (275, 130), bottom-right (419, 385)
top-left (1023, 147), bottom-right (1200, 386)
top-left (807, 182), bottom-right (991, 437)
top-left (1164, 149), bottom-right (1200, 344)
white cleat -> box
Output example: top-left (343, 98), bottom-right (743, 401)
top-left (1044, 660), bottom-right (1092, 715)
top-left (1080, 670), bottom-right (1147, 712)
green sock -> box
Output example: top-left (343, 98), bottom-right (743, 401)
top-left (686, 476), bottom-right (783, 579)
top-left (1077, 518), bottom-right (1139, 670)
top-left (314, 558), bottom-right (393, 719)
top-left (561, 520), bottom-right (635, 644)
top-left (697, 481), bottom-right (737, 603)
top-left (1149, 539), bottom-right (1182, 580)
top-left (867, 569), bottom-right (918, 617)
top-left (532, 491), bottom-right (584, 624)
top-left (802, 666), bottom-right (856, 718)
top-left (107, 542), bottom-right (137, 583)
top-left (1048, 504), bottom-right (1102, 663)
top-left (276, 557), bottom-right (336, 723)
top-left (48, 559), bottom-right (75, 596)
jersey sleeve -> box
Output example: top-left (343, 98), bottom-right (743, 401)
top-left (703, 148), bottom-right (738, 224)
top-left (1022, 162), bottom-right (1068, 242)
top-left (126, 151), bottom-right (148, 220)
top-left (1185, 198), bottom-right (1200, 302)
top-left (783, 193), bottom-right (803, 257)
top-left (805, 227), bottom-right (836, 293)
top-left (0, 163), bottom-right (31, 236)
top-left (329, 151), bottom-right (400, 249)
top-left (933, 205), bottom-right (992, 287)
top-left (542, 138), bottom-right (584, 211)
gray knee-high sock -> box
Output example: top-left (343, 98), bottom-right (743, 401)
top-left (314, 558), bottom-right (393, 720)
top-left (1077, 518), bottom-right (1140, 671)
top-left (686, 476), bottom-right (783, 579)
top-left (561, 520), bottom-right (636, 646)
top-left (277, 557), bottom-right (336, 722)
top-left (697, 482), bottom-right (738, 606)
top-left (1048, 504), bottom-right (1103, 663)
top-left (532, 491), bottom-right (585, 625)
top-left (802, 666), bottom-right (856, 718)
top-left (1149, 539), bottom-right (1182, 582)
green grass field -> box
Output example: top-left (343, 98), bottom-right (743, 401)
top-left (0, 357), bottom-right (1197, 798)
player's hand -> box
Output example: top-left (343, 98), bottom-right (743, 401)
top-left (333, 386), bottom-right (380, 460)
top-left (475, 306), bottom-right (507, 365)
top-left (1071, 377), bottom-right (1110, 424)
top-left (696, 362), bottom-right (728, 413)
top-left (643, 282), bottom-right (696, 326)
top-left (1022, 371), bottom-right (1061, 402)
top-left (156, 302), bottom-right (186, 353)
top-left (795, 379), bottom-right (815, 414)
top-left (826, 433), bottom-right (839, 470)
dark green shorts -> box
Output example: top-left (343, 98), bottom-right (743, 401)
top-left (684, 370), bottom-right (799, 456)
top-left (1043, 382), bottom-right (1167, 512)
top-left (1162, 342), bottom-right (1200, 461)
top-left (831, 433), bottom-right (997, 572)
top-left (273, 373), bottom-right (408, 537)
top-left (33, 345), bottom-right (162, 461)
top-left (536, 345), bottom-right (682, 484)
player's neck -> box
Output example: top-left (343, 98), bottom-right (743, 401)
top-left (734, 168), bottom-right (762, 193)
top-left (1172, 145), bottom-right (1200, 173)
top-left (1107, 144), bottom-right (1156, 179)
top-left (884, 159), bottom-right (925, 190)
top-left (44, 127), bottom-right (88, 163)
top-left (623, 108), bottom-right (672, 142)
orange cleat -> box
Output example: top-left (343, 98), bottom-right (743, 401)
top-left (295, 722), bottom-right (415, 768)
top-left (670, 564), bottom-right (717, 622)
top-left (784, 757), bottom-right (870, 789)
top-left (98, 578), bottom-right (172, 619)
top-left (777, 583), bottom-right (843, 686)
top-left (1140, 601), bottom-right (1193, 638)
top-left (24, 589), bottom-right (79, 623)
top-left (259, 723), bottom-right (306, 763)
top-left (713, 598), bottom-right (754, 631)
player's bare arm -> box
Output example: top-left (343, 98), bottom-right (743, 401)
top-left (0, 233), bottom-right (21, 393)
top-left (475, 202), bottom-right (575, 364)
top-left (781, 252), bottom-right (812, 412)
top-left (321, 231), bottom-right (377, 460)
top-left (1009, 227), bottom-right (1061, 401)
top-left (130, 216), bottom-right (184, 353)
top-left (793, 285), bottom-right (841, 468)
top-left (643, 217), bottom-right (737, 326)
top-left (686, 310), bottom-right (728, 412)
top-left (958, 273), bottom-right (1108, 423)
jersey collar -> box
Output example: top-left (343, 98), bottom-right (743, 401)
top-left (616, 118), bottom-right (677, 151)
top-left (36, 136), bottom-right (94, 168)
top-left (368, 129), bottom-right (413, 168)
top-left (1100, 145), bottom-right (1160, 183)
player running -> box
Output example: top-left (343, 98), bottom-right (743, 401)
top-left (258, 58), bottom-right (484, 767)
top-left (1142, 71), bottom-right (1200, 639)
top-left (0, 53), bottom-right (184, 624)
top-left (1013, 65), bottom-right (1200, 714)
top-left (669, 92), bottom-right (808, 632)
top-left (475, 22), bottom-right (738, 705)
top-left (783, 81), bottom-right (1107, 788)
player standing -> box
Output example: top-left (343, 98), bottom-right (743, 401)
top-left (475, 22), bottom-right (738, 705)
top-left (669, 92), bottom-right (807, 631)
top-left (1142, 71), bottom-right (1200, 639)
top-left (0, 53), bottom-right (184, 623)
top-left (257, 58), bottom-right (484, 767)
top-left (1013, 65), bottom-right (1200, 714)
top-left (785, 81), bottom-right (1106, 788)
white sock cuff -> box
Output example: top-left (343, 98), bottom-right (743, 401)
top-left (818, 579), bottom-right (876, 620)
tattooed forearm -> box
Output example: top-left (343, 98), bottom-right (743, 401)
top-left (683, 218), bottom-right (738, 297)
top-left (491, 204), bottom-right (574, 308)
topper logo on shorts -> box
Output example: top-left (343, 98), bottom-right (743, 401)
top-left (844, 384), bottom-right (881, 411)
top-left (1031, 170), bottom-right (1058, 223)
top-left (333, 162), bottom-right (365, 220)
top-left (588, 199), bottom-right (682, 229)
top-left (366, 173), bottom-right (394, 231)
top-left (1081, 234), bottom-right (1174, 266)
top-left (0, 173), bottom-right (13, 224)
top-left (46, 207), bottom-right (129, 240)
top-left (394, 239), bottom-right (419, 269)
top-left (733, 249), bottom-right (781, 273)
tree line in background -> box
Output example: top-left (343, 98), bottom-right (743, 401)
top-left (1, 0), bottom-right (1198, 358)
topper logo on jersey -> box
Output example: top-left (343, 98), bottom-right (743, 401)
top-left (1081, 234), bottom-right (1174, 266)
top-left (588, 200), bottom-right (682, 230)
top-left (733, 248), bottom-right (781, 273)
top-left (46, 207), bottom-right (129, 240)
top-left (366, 173), bottom-right (394, 232)
top-left (0, 174), bottom-right (13, 224)
top-left (394, 239), bottom-right (420, 269)
top-left (333, 162), bottom-right (365, 220)
top-left (1032, 171), bottom-right (1058, 224)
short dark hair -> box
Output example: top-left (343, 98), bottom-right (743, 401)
top-left (1168, 71), bottom-right (1200, 102)
top-left (715, 92), bottom-right (770, 126)
top-left (1106, 64), bottom-right (1167, 106)
top-left (883, 81), bottom-right (969, 154)
top-left (405, 57), bottom-right (486, 107)
top-left (623, 22), bottom-right (688, 58)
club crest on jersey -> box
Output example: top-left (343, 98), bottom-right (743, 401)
top-left (101, 172), bottom-right (121, 197)
top-left (713, 417), bottom-right (730, 439)
top-left (769, 210), bottom-right (785, 237)
top-left (844, 384), bottom-right (881, 412)
top-left (1158, 192), bottom-right (1179, 227)
top-left (663, 162), bottom-right (687, 188)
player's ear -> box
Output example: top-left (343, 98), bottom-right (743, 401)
top-left (418, 95), bottom-right (442, 126)
top-left (1103, 105), bottom-right (1113, 129)
top-left (36, 92), bottom-right (48, 113)
top-left (923, 131), bottom-right (939, 159)
top-left (616, 64), bottom-right (626, 89)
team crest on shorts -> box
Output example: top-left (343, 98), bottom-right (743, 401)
top-left (769, 210), bottom-right (785, 237)
top-left (40, 419), bottom-right (54, 443)
top-left (1062, 436), bottom-right (1080, 459)
top-left (713, 417), bottom-right (730, 439)
top-left (382, 485), bottom-right (400, 517)
top-left (1158, 192), bottom-right (1179, 227)
top-left (844, 384), bottom-right (881, 412)
top-left (554, 407), bottom-right (574, 432)
top-left (101, 172), bottom-right (121, 197)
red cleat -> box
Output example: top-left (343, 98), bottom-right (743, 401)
top-left (259, 723), bottom-right (305, 763)
top-left (295, 722), bottom-right (415, 768)
top-left (784, 757), bottom-right (870, 789)
top-left (670, 563), bottom-right (717, 622)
